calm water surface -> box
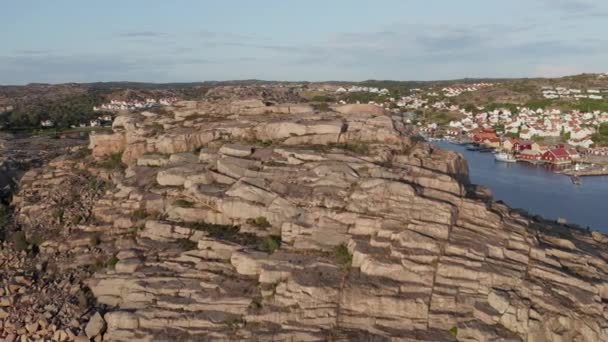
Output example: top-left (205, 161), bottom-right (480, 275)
top-left (433, 141), bottom-right (608, 232)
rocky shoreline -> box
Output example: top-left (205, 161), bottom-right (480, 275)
top-left (2, 94), bottom-right (608, 341)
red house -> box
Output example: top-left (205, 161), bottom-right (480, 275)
top-left (541, 148), bottom-right (572, 165)
top-left (518, 149), bottom-right (542, 163)
top-left (472, 128), bottom-right (497, 143)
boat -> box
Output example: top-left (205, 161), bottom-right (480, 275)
top-left (494, 152), bottom-right (517, 163)
top-left (478, 148), bottom-right (495, 153)
top-left (571, 175), bottom-right (582, 185)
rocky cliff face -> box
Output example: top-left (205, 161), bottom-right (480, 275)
top-left (3, 100), bottom-right (608, 341)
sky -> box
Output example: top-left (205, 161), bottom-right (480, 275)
top-left (1, 0), bottom-right (607, 84)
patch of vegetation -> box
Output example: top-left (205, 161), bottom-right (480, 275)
top-left (484, 103), bottom-right (520, 113)
top-left (334, 243), bottom-right (352, 269)
top-left (51, 208), bottom-right (64, 221)
top-left (72, 147), bottom-right (91, 159)
top-left (311, 102), bottom-right (331, 112)
top-left (329, 142), bottom-right (370, 155)
top-left (573, 99), bottom-right (608, 113)
top-left (257, 235), bottom-right (281, 254)
top-left (173, 199), bottom-right (195, 208)
top-left (0, 92), bottom-right (108, 130)
top-left (448, 326), bottom-right (458, 337)
top-left (0, 204), bottom-right (10, 229)
top-left (130, 208), bottom-right (148, 221)
top-left (189, 222), bottom-right (241, 240)
top-left (29, 232), bottom-right (45, 247)
top-left (255, 139), bottom-right (273, 147)
top-left (187, 221), bottom-right (265, 247)
top-left (531, 135), bottom-right (544, 143)
top-left (247, 216), bottom-right (271, 229)
top-left (342, 92), bottom-right (388, 104)
top-left (97, 152), bottom-right (125, 170)
top-left (249, 297), bottom-right (263, 311)
top-left (223, 316), bottom-right (245, 332)
top-left (10, 231), bottom-right (29, 252)
top-left (310, 95), bottom-right (335, 103)
top-left (176, 238), bottom-right (197, 250)
top-left (591, 123), bottom-right (608, 146)
top-left (89, 233), bottom-right (101, 246)
top-left (90, 259), bottom-right (106, 272)
top-left (106, 254), bottom-right (119, 269)
top-left (149, 122), bottom-right (165, 135)
top-left (560, 130), bottom-right (571, 142)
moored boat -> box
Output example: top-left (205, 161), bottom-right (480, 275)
top-left (495, 152), bottom-right (517, 163)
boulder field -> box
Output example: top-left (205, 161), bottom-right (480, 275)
top-left (4, 100), bottom-right (608, 341)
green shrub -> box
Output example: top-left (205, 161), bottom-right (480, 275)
top-left (255, 139), bottom-right (273, 147)
top-left (247, 216), bottom-right (271, 229)
top-left (106, 254), bottom-right (119, 269)
top-left (448, 326), bottom-right (458, 337)
top-left (173, 199), bottom-right (195, 208)
top-left (334, 243), bottom-right (352, 269)
top-left (130, 209), bottom-right (148, 220)
top-left (98, 152), bottom-right (125, 170)
top-left (10, 231), bottom-right (28, 252)
top-left (258, 235), bottom-right (281, 253)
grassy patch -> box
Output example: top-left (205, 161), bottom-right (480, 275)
top-left (329, 142), bottom-right (370, 155)
top-left (448, 326), bottom-right (458, 337)
top-left (247, 216), bottom-right (271, 229)
top-left (106, 254), bottom-right (119, 269)
top-left (255, 139), bottom-right (273, 147)
top-left (334, 243), bottom-right (352, 269)
top-left (10, 231), bottom-right (28, 252)
top-left (257, 235), bottom-right (281, 254)
top-left (97, 152), bottom-right (125, 170)
top-left (173, 199), bottom-right (195, 208)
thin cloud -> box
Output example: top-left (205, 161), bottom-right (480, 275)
top-left (117, 31), bottom-right (167, 38)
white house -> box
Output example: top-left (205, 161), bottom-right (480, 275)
top-left (40, 120), bottom-right (54, 127)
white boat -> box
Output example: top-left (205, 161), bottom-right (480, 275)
top-left (495, 152), bottom-right (517, 163)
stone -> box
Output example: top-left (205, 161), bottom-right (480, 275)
top-left (219, 144), bottom-right (254, 157)
top-left (84, 312), bottom-right (106, 338)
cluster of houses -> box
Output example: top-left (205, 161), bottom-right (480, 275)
top-left (435, 83), bottom-right (494, 97)
top-left (470, 128), bottom-right (580, 165)
top-left (40, 114), bottom-right (113, 128)
top-left (335, 86), bottom-right (390, 95)
top-left (443, 106), bottom-right (608, 148)
top-left (93, 97), bottom-right (178, 112)
top-left (542, 87), bottom-right (606, 100)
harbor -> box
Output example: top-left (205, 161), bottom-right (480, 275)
top-left (439, 134), bottom-right (608, 178)
top-left (433, 140), bottom-right (608, 232)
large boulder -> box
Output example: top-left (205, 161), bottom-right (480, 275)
top-left (88, 133), bottom-right (126, 159)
